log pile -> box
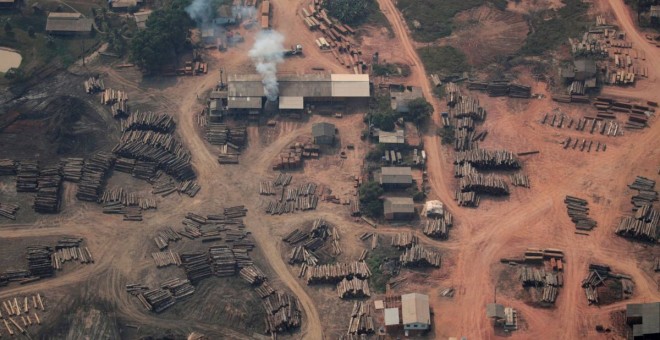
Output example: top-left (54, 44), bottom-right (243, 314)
top-left (581, 264), bottom-right (634, 305)
top-left (154, 227), bottom-right (181, 250)
top-left (615, 177), bottom-right (658, 242)
top-left (564, 196), bottom-right (597, 230)
top-left (208, 246), bottom-right (237, 277)
top-left (399, 245), bottom-right (441, 268)
top-left (0, 202), bottom-right (20, 220)
top-left (121, 111), bottom-right (175, 133)
top-left (287, 245), bottom-right (319, 266)
top-left (77, 152), bottom-right (115, 202)
top-left (0, 293), bottom-right (46, 334)
top-left (263, 292), bottom-right (302, 334)
top-left (52, 237), bottom-right (94, 268)
top-left (337, 278), bottom-right (370, 298)
top-left (454, 162), bottom-right (477, 178)
top-left (259, 181), bottom-right (275, 195)
top-left (27, 246), bottom-right (53, 278)
top-left (102, 89), bottom-right (129, 117)
top-left (346, 301), bottom-right (375, 335)
top-left (0, 159), bottom-right (17, 175)
top-left (265, 181), bottom-right (320, 214)
top-left (151, 251), bottom-right (181, 268)
top-left (459, 174), bottom-right (510, 195)
top-left (391, 232), bottom-right (417, 249)
top-left (180, 252), bottom-right (212, 283)
top-left (61, 158), bottom-right (84, 182)
top-left (455, 191), bottom-right (479, 207)
top-left (273, 173), bottom-right (293, 186)
top-left (34, 167), bottom-right (63, 213)
top-left (137, 287), bottom-right (176, 313)
top-left (455, 149), bottom-right (521, 170)
top-left (305, 261), bottom-right (371, 284)
top-left (510, 173), bottom-right (530, 188)
top-left (239, 265), bottom-right (267, 285)
top-left (445, 82), bottom-right (461, 106)
top-left (468, 81), bottom-right (531, 98)
top-left (16, 161), bottom-right (39, 192)
top-left (84, 76), bottom-right (104, 94)
top-left (255, 282), bottom-right (275, 298)
top-left (422, 217), bottom-right (452, 239)
top-left (452, 96), bottom-right (486, 120)
top-left (161, 277), bottom-right (196, 299)
top-left (628, 176), bottom-right (658, 208)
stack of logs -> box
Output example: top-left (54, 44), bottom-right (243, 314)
top-left (0, 159), bottom-right (17, 175)
top-left (337, 277), bottom-right (370, 298)
top-left (0, 294), bottom-right (46, 335)
top-left (84, 76), bottom-right (104, 94)
top-left (459, 174), bottom-right (510, 196)
top-left (102, 88), bottom-right (129, 118)
top-left (452, 96), bottom-right (486, 120)
top-left (591, 97), bottom-right (654, 130)
top-left (391, 232), bottom-right (417, 249)
top-left (151, 250), bottom-right (181, 268)
top-left (121, 111), bottom-right (175, 133)
top-left (510, 173), bottom-right (530, 188)
top-left (263, 291), bottom-right (302, 334)
top-left (34, 167), bottom-right (63, 213)
top-left (61, 158), bottom-right (84, 182)
top-left (180, 252), bottom-right (213, 283)
top-left (422, 215), bottom-right (454, 239)
top-left (445, 82), bottom-right (461, 106)
top-left (208, 245), bottom-right (237, 277)
top-left (27, 246), bottom-right (53, 278)
top-left (76, 152), bottom-right (115, 202)
top-left (346, 301), bottom-right (375, 335)
top-left (305, 261), bottom-right (371, 284)
top-left (581, 264), bottom-right (634, 305)
top-left (399, 245), bottom-right (441, 268)
top-left (455, 191), bottom-right (479, 207)
top-left (265, 181), bottom-right (320, 214)
top-left (455, 149), bottom-right (521, 170)
top-left (0, 202), bottom-right (20, 220)
top-left (16, 161), bottom-right (39, 192)
top-left (615, 176), bottom-right (658, 242)
top-left (154, 227), bottom-right (181, 250)
top-left (239, 265), bottom-right (267, 285)
top-left (564, 196), bottom-right (597, 231)
top-left (52, 237), bottom-right (94, 269)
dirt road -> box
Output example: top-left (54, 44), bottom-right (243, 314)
top-left (376, 0), bottom-right (660, 338)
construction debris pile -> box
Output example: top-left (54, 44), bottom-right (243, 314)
top-left (304, 261), bottom-right (371, 284)
top-left (615, 176), bottom-right (658, 242)
top-left (564, 196), bottom-right (597, 231)
top-left (0, 294), bottom-right (46, 336)
top-left (501, 248), bottom-right (565, 304)
top-left (581, 264), bottom-right (634, 305)
top-left (336, 277), bottom-right (371, 299)
top-left (345, 301), bottom-right (375, 335)
top-left (467, 80), bottom-right (532, 98)
top-left (273, 141), bottom-right (321, 170)
top-left (265, 180), bottom-right (320, 214)
top-left (76, 152), bottom-right (116, 202)
top-left (300, 1), bottom-right (364, 74)
top-left (399, 245), bottom-right (441, 268)
top-left (101, 88), bottom-right (129, 118)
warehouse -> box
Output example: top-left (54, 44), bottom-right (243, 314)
top-left (226, 73), bottom-right (370, 114)
top-left (384, 197), bottom-right (415, 220)
top-left (401, 293), bottom-right (431, 333)
top-left (379, 167), bottom-right (413, 190)
top-left (45, 12), bottom-right (93, 35)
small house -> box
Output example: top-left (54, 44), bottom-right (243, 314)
top-left (401, 293), bottom-right (431, 332)
top-left (626, 302), bottom-right (660, 339)
top-left (384, 197), bottom-right (414, 220)
top-left (45, 12), bottom-right (93, 35)
top-left (378, 129), bottom-right (405, 145)
top-left (312, 122), bottom-right (336, 145)
top-left (391, 86), bottom-right (423, 114)
top-left (379, 167), bottom-right (412, 190)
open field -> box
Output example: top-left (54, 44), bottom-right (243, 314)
top-left (0, 0), bottom-right (658, 338)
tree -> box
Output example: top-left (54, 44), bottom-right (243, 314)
top-left (359, 181), bottom-right (384, 217)
top-left (371, 110), bottom-right (397, 131)
top-left (28, 26), bottom-right (35, 38)
top-left (130, 7), bottom-right (192, 74)
top-left (325, 0), bottom-right (371, 25)
top-left (407, 98), bottom-right (433, 124)
top-left (4, 21), bottom-right (12, 34)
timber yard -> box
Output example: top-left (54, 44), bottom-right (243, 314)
top-left (0, 0), bottom-right (658, 339)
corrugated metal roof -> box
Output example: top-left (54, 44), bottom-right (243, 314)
top-left (331, 74), bottom-right (370, 97)
top-left (228, 96), bottom-right (262, 109)
top-left (384, 308), bottom-right (400, 326)
top-left (46, 13), bottom-right (93, 32)
top-left (486, 303), bottom-right (505, 319)
top-left (228, 74), bottom-right (369, 98)
top-left (384, 197), bottom-right (414, 215)
top-left (111, 0), bottom-right (140, 8)
top-left (312, 122), bottom-right (335, 137)
top-left (379, 130), bottom-right (404, 144)
top-left (279, 96), bottom-right (304, 109)
top-left (401, 293), bottom-right (430, 325)
top-left (380, 167), bottom-right (412, 185)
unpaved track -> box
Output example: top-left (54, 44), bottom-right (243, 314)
top-left (377, 0), bottom-right (659, 338)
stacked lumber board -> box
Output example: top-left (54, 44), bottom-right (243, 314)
top-left (564, 196), bottom-right (597, 230)
top-left (400, 245), bottom-right (441, 268)
top-left (60, 158), bottom-right (84, 182)
top-left (510, 173), bottom-right (530, 188)
top-left (346, 301), bottom-right (375, 335)
top-left (0, 202), bottom-right (20, 220)
top-left (305, 261), bottom-right (371, 284)
top-left (34, 167), bottom-right (63, 213)
top-left (121, 111), bottom-right (175, 133)
top-left (26, 246), bottom-right (53, 278)
top-left (615, 176), bottom-right (658, 242)
top-left (76, 152), bottom-right (115, 202)
top-left (206, 123), bottom-right (229, 145)
top-left (263, 291), bottom-right (302, 334)
top-left (390, 232), bottom-right (417, 249)
top-left (84, 76), bottom-right (104, 94)
top-left (337, 278), bottom-right (370, 298)
top-left (459, 174), bottom-right (509, 195)
top-left (581, 264), bottom-right (634, 305)
top-left (0, 159), bottom-right (17, 175)
top-left (16, 161), bottom-right (39, 192)
top-left (454, 149), bottom-right (521, 170)
top-left (487, 81), bottom-right (509, 96)
top-left (239, 265), bottom-right (267, 285)
top-left (151, 251), bottom-right (181, 268)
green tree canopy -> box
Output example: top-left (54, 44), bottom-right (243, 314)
top-left (325, 0), bottom-right (371, 25)
top-left (359, 181), bottom-right (384, 217)
top-left (130, 7), bottom-right (192, 74)
top-left (406, 98), bottom-right (433, 124)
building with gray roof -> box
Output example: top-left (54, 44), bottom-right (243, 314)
top-left (312, 122), bottom-right (336, 145)
top-left (379, 167), bottom-right (412, 189)
top-left (46, 12), bottom-right (93, 35)
top-left (384, 197), bottom-right (415, 220)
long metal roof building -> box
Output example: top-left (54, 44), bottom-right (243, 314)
top-left (227, 73), bottom-right (370, 100)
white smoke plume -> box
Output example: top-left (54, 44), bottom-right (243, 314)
top-left (185, 0), bottom-right (213, 23)
top-left (248, 30), bottom-right (285, 101)
top-left (232, 5), bottom-right (256, 20)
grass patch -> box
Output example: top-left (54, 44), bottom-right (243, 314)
top-left (417, 46), bottom-right (469, 75)
top-left (366, 246), bottom-right (401, 293)
top-left (519, 0), bottom-right (590, 56)
top-left (396, 0), bottom-right (488, 42)
top-left (372, 62), bottom-right (411, 77)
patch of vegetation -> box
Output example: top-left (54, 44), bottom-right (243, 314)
top-left (519, 0), bottom-right (590, 56)
top-left (366, 144), bottom-right (388, 162)
top-left (130, 5), bottom-right (193, 74)
top-left (365, 246), bottom-right (401, 293)
top-left (372, 63), bottom-right (411, 77)
top-left (406, 186), bottom-right (426, 202)
top-left (359, 181), bottom-right (384, 218)
top-left (324, 0), bottom-right (373, 26)
top-left (397, 0), bottom-right (504, 42)
top-left (417, 46), bottom-right (469, 75)
top-left (437, 125), bottom-right (455, 145)
top-left (366, 95), bottom-right (399, 131)
top-left (406, 98), bottom-right (433, 125)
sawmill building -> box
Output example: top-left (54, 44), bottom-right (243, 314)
top-left (384, 197), bottom-right (415, 220)
top-left (45, 12), bottom-right (93, 35)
